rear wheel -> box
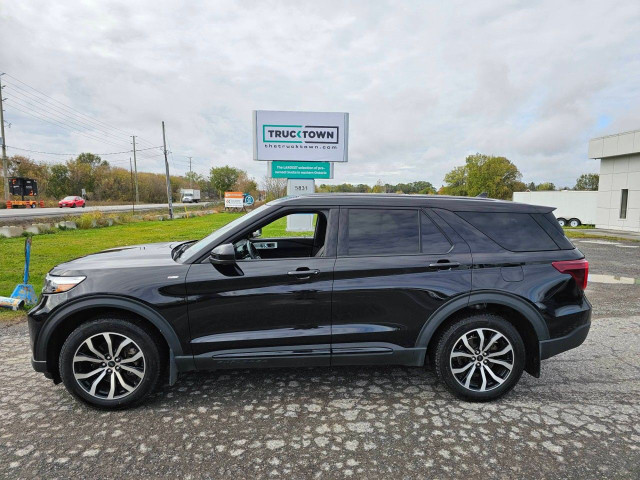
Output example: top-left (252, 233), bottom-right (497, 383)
top-left (569, 218), bottom-right (580, 227)
top-left (432, 314), bottom-right (525, 401)
top-left (59, 317), bottom-right (162, 409)
top-left (557, 218), bottom-right (567, 227)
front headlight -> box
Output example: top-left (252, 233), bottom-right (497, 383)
top-left (43, 274), bottom-right (86, 294)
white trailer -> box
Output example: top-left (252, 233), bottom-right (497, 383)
top-left (513, 191), bottom-right (597, 227)
top-left (180, 189), bottom-right (201, 203)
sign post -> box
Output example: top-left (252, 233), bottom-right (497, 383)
top-left (253, 110), bottom-right (349, 231)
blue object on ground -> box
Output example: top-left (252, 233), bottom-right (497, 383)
top-left (0, 296), bottom-right (25, 310)
top-left (10, 237), bottom-right (38, 305)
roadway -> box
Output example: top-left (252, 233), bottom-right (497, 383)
top-left (0, 203), bottom-right (203, 221)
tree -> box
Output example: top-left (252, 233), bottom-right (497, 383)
top-left (209, 166), bottom-right (242, 198)
top-left (47, 164), bottom-right (71, 199)
top-left (371, 179), bottom-right (386, 193)
top-left (441, 166), bottom-right (468, 196)
top-left (262, 176), bottom-right (287, 201)
top-left (76, 152), bottom-right (106, 168)
top-left (441, 153), bottom-right (524, 199)
top-left (234, 171), bottom-right (259, 198)
top-left (536, 182), bottom-right (556, 191)
top-left (185, 171), bottom-right (204, 188)
top-left (574, 173), bottom-right (599, 191)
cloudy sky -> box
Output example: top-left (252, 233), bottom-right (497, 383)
top-left (2, 1), bottom-right (639, 188)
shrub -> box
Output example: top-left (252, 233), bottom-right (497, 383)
top-left (76, 211), bottom-right (105, 229)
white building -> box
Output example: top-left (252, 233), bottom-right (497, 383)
top-left (588, 129), bottom-right (640, 232)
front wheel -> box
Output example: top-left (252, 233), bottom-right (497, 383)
top-left (557, 218), bottom-right (567, 227)
top-left (432, 314), bottom-right (525, 401)
top-left (569, 218), bottom-right (580, 227)
top-left (59, 317), bottom-right (162, 409)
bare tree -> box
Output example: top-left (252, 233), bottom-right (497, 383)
top-left (262, 176), bottom-right (287, 201)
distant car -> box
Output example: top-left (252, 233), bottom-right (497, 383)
top-left (58, 196), bottom-right (85, 208)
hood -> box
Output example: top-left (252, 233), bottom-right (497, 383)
top-left (51, 241), bottom-right (180, 274)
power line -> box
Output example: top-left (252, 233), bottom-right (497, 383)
top-left (2, 73), bottom-right (163, 152)
top-left (3, 73), bottom-right (138, 139)
top-left (6, 144), bottom-right (161, 156)
top-left (5, 84), bottom-right (134, 144)
top-left (5, 102), bottom-right (133, 149)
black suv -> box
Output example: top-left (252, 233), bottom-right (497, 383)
top-left (28, 194), bottom-right (591, 408)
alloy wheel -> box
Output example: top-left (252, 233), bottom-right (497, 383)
top-left (449, 328), bottom-right (514, 392)
top-left (72, 332), bottom-right (146, 400)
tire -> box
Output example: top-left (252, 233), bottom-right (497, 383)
top-left (569, 218), bottom-right (580, 228)
top-left (71, 204), bottom-right (76, 208)
top-left (59, 317), bottom-right (162, 409)
top-left (30, 203), bottom-right (36, 208)
top-left (82, 204), bottom-right (86, 208)
top-left (557, 218), bottom-right (567, 227)
top-left (59, 205), bottom-right (63, 208)
top-left (432, 314), bottom-right (525, 401)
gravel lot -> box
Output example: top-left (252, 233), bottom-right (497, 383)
top-left (1, 240), bottom-right (639, 479)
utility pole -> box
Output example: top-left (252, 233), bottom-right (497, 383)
top-left (131, 135), bottom-right (139, 203)
top-left (129, 157), bottom-right (135, 213)
top-left (161, 121), bottom-right (174, 219)
top-left (0, 74), bottom-right (8, 201)
top-left (188, 156), bottom-right (193, 188)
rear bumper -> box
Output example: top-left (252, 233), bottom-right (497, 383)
top-left (540, 322), bottom-right (590, 360)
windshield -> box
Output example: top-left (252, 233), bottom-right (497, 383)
top-left (183, 204), bottom-right (271, 258)
top-left (62, 196), bottom-right (75, 200)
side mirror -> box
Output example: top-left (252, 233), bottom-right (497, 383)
top-left (250, 228), bottom-right (262, 238)
top-left (208, 243), bottom-right (236, 265)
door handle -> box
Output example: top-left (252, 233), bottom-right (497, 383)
top-left (428, 261), bottom-right (461, 270)
top-left (287, 269), bottom-right (320, 279)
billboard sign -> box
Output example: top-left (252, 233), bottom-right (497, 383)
top-left (271, 161), bottom-right (332, 179)
top-left (224, 191), bottom-right (244, 208)
top-left (253, 110), bottom-right (348, 162)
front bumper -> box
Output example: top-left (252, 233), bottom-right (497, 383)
top-left (540, 322), bottom-right (591, 360)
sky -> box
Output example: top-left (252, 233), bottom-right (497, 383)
top-left (1, 0), bottom-right (639, 189)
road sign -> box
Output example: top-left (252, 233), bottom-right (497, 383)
top-left (224, 191), bottom-right (244, 208)
top-left (243, 193), bottom-right (255, 206)
top-left (253, 110), bottom-right (349, 162)
top-left (271, 161), bottom-right (331, 179)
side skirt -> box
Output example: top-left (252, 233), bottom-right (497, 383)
top-left (332, 343), bottom-right (426, 367)
top-left (175, 343), bottom-right (427, 373)
top-left (192, 344), bottom-right (331, 370)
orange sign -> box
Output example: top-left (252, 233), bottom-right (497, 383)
top-left (224, 191), bottom-right (244, 208)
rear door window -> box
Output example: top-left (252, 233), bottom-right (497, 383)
top-left (421, 212), bottom-right (452, 253)
top-left (457, 212), bottom-right (558, 252)
top-left (346, 209), bottom-right (419, 255)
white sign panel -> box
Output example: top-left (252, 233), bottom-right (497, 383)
top-left (253, 110), bottom-right (348, 162)
top-left (224, 191), bottom-right (244, 208)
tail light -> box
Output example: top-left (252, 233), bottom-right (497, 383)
top-left (552, 259), bottom-right (589, 290)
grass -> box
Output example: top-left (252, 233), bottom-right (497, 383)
top-left (563, 230), bottom-right (640, 242)
top-left (0, 211), bottom-right (314, 320)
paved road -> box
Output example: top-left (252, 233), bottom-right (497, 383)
top-left (0, 241), bottom-right (638, 478)
top-left (0, 203), bottom-right (199, 221)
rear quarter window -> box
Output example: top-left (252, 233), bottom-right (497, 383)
top-left (457, 212), bottom-right (559, 252)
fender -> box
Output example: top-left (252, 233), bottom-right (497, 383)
top-left (36, 295), bottom-right (186, 369)
top-left (414, 290), bottom-right (550, 350)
